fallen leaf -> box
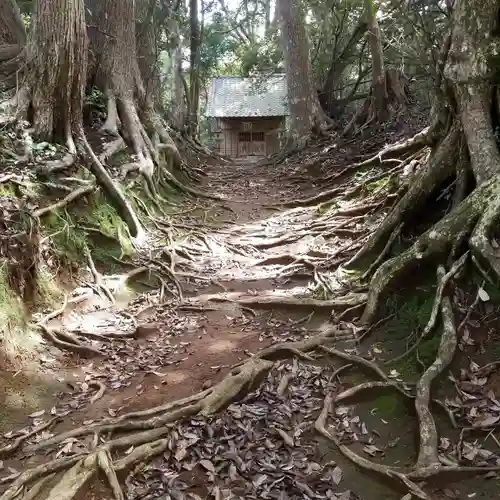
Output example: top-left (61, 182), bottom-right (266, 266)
top-left (199, 459), bottom-right (215, 473)
top-left (474, 415), bottom-right (500, 427)
top-left (362, 445), bottom-right (382, 456)
top-left (478, 287), bottom-right (490, 301)
top-left (331, 466), bottom-right (342, 485)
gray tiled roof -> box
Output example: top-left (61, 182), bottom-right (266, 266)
top-left (206, 75), bottom-right (288, 118)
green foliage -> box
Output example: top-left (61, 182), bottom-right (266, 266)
top-left (382, 291), bottom-right (441, 379)
top-left (43, 211), bottom-right (87, 264)
top-left (85, 87), bottom-right (106, 111)
top-left (0, 183), bottom-right (17, 198)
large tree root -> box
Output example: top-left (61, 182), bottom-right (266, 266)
top-left (185, 291), bottom-right (367, 311)
top-left (359, 172), bottom-right (490, 324)
top-left (414, 265), bottom-right (457, 473)
top-left (348, 122), bottom-right (462, 269)
top-left (313, 262), bottom-right (498, 499)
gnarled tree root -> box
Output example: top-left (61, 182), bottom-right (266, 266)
top-left (186, 291), bottom-right (367, 312)
top-left (359, 172), bottom-right (491, 324)
top-left (348, 122), bottom-right (462, 270)
top-left (414, 265), bottom-right (457, 472)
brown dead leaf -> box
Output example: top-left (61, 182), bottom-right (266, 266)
top-left (199, 459), bottom-right (215, 473)
top-left (331, 466), bottom-right (342, 485)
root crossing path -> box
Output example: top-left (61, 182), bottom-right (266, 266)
top-left (1, 158), bottom-right (497, 500)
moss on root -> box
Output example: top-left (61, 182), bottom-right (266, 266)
top-left (42, 193), bottom-right (134, 267)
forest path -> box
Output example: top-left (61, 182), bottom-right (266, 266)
top-left (5, 154), bottom-right (496, 500)
top-left (2, 156), bottom-right (373, 499)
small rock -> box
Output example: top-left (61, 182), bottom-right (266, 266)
top-left (134, 323), bottom-right (160, 339)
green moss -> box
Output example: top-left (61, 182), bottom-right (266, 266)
top-left (365, 176), bottom-right (391, 193)
top-left (43, 211), bottom-right (87, 264)
top-left (316, 200), bottom-right (339, 215)
top-left (380, 290), bottom-right (442, 379)
top-left (417, 333), bottom-right (441, 367)
top-left (109, 149), bottom-right (130, 165)
top-left (84, 199), bottom-right (133, 257)
top-left (371, 393), bottom-right (410, 419)
top-left (0, 184), bottom-right (17, 197)
top-left (383, 293), bottom-right (435, 340)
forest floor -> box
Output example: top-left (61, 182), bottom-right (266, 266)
top-left (1, 131), bottom-right (500, 500)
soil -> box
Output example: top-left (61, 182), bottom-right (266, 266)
top-left (2, 151), bottom-right (500, 500)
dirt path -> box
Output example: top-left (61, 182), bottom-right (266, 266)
top-left (2, 158), bottom-right (352, 496)
top-left (1, 159), bottom-right (300, 418)
top-left (3, 156), bottom-right (500, 500)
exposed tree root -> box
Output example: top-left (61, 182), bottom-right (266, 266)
top-left (415, 265), bottom-right (457, 473)
top-left (38, 324), bottom-right (104, 357)
top-left (32, 185), bottom-right (95, 218)
top-left (0, 417), bottom-right (59, 458)
top-left (348, 122), bottom-right (461, 270)
top-left (89, 381), bottom-right (106, 404)
top-left (277, 359), bottom-right (298, 396)
top-left (188, 291), bottom-right (367, 311)
top-left (359, 177), bottom-right (485, 324)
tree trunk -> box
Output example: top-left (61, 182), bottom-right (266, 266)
top-left (264, 0), bottom-right (271, 35)
top-left (277, 0), bottom-right (330, 148)
top-left (365, 0), bottom-right (388, 121)
top-left (172, 45), bottom-right (186, 130)
top-left (17, 0), bottom-right (142, 239)
top-left (0, 0), bottom-right (25, 45)
top-left (354, 0), bottom-right (500, 324)
top-left (86, 0), bottom-right (185, 195)
top-left (343, 0), bottom-right (410, 134)
top-left (0, 0), bottom-right (26, 89)
top-left (26, 0), bottom-right (87, 145)
top-left (188, 0), bottom-right (201, 138)
top-left (136, 0), bottom-right (161, 111)
top-left (320, 21), bottom-right (367, 115)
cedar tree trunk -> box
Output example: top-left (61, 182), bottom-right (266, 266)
top-left (20, 0), bottom-right (142, 238)
top-left (188, 0), bottom-right (201, 138)
top-left (278, 0), bottom-right (330, 148)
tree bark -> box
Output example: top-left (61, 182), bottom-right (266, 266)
top-left (278, 0), bottom-right (330, 147)
top-left (0, 0), bottom-right (26, 89)
top-left (26, 0), bottom-right (87, 145)
top-left (18, 0), bottom-right (143, 239)
top-left (86, 0), bottom-right (184, 195)
top-left (365, 0), bottom-right (388, 121)
top-left (188, 0), bottom-right (201, 138)
top-left (0, 0), bottom-right (26, 45)
top-left (136, 0), bottom-right (161, 111)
